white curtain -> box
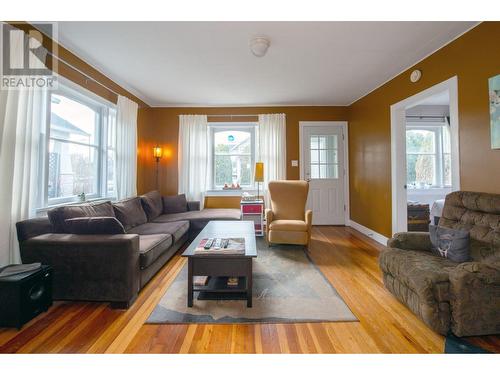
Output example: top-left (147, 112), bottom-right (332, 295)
top-left (0, 33), bottom-right (48, 266)
top-left (178, 114), bottom-right (209, 208)
top-left (257, 114), bottom-right (287, 205)
top-left (115, 95), bottom-right (138, 200)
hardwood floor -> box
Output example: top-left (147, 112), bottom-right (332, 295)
top-left (1, 226), bottom-right (498, 354)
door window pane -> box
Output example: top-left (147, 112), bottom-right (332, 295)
top-left (310, 149), bottom-right (319, 163)
top-left (319, 149), bottom-right (338, 163)
top-left (309, 134), bottom-right (339, 179)
top-left (325, 164), bottom-right (339, 179)
top-left (310, 136), bottom-right (319, 149)
top-left (310, 164), bottom-right (320, 179)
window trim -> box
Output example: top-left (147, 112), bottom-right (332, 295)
top-left (209, 122), bottom-right (257, 190)
top-left (406, 122), bottom-right (451, 189)
top-left (40, 76), bottom-right (117, 209)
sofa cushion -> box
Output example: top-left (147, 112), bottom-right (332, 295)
top-left (269, 230), bottom-right (309, 246)
top-left (128, 221), bottom-right (189, 242)
top-left (269, 219), bottom-right (308, 232)
top-left (65, 216), bottom-right (126, 235)
top-left (153, 208), bottom-right (242, 223)
top-left (47, 201), bottom-right (115, 233)
top-left (140, 191), bottom-right (163, 221)
top-left (162, 194), bottom-right (188, 214)
top-left (112, 197), bottom-right (148, 231)
top-left (139, 234), bottom-right (172, 269)
top-left (379, 248), bottom-right (456, 303)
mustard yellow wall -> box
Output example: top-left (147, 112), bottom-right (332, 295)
top-left (137, 106), bottom-right (348, 196)
top-left (348, 22), bottom-right (500, 237)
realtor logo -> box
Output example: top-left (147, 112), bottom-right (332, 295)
top-left (1, 22), bottom-right (58, 90)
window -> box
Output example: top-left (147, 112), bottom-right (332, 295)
top-left (309, 135), bottom-right (339, 179)
top-left (210, 123), bottom-right (256, 189)
top-left (406, 123), bottom-right (451, 189)
top-left (41, 79), bottom-right (116, 207)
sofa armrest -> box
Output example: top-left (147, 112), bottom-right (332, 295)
top-left (449, 262), bottom-right (500, 336)
top-left (19, 233), bottom-right (140, 305)
top-left (387, 232), bottom-right (432, 252)
top-left (187, 201), bottom-right (200, 211)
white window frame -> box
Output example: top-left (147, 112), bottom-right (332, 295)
top-left (209, 122), bottom-right (257, 190)
top-left (39, 77), bottom-right (116, 208)
top-left (406, 122), bottom-right (451, 189)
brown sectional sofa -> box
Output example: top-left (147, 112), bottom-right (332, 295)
top-left (16, 191), bottom-right (241, 308)
top-left (380, 191), bottom-right (500, 337)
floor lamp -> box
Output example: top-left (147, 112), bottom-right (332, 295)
top-left (153, 145), bottom-right (163, 190)
top-left (254, 162), bottom-right (264, 200)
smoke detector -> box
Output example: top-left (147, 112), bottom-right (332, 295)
top-left (250, 36), bottom-right (270, 57)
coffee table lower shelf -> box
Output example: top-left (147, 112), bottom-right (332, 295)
top-left (187, 256), bottom-right (253, 308)
top-left (195, 276), bottom-right (249, 301)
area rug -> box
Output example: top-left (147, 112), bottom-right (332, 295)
top-left (146, 239), bottom-right (357, 324)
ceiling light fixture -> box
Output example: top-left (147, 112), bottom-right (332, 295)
top-left (250, 36), bottom-right (270, 57)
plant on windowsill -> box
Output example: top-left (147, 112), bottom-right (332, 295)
top-left (78, 192), bottom-right (86, 202)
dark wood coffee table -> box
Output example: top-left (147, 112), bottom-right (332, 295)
top-left (182, 221), bottom-right (257, 307)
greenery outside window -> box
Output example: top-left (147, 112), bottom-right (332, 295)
top-left (406, 122), bottom-right (451, 189)
top-left (210, 123), bottom-right (256, 189)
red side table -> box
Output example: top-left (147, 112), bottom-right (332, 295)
top-left (240, 199), bottom-right (264, 236)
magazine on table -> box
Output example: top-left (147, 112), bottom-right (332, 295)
top-left (194, 238), bottom-right (245, 255)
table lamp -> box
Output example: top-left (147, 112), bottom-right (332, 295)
top-left (254, 162), bottom-right (264, 200)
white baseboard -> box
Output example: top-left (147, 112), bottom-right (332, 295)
top-left (348, 220), bottom-right (389, 246)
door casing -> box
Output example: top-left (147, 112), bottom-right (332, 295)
top-left (390, 76), bottom-right (460, 235)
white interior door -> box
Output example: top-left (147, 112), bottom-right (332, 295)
top-left (300, 123), bottom-right (346, 225)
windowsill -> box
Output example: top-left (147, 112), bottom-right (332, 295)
top-left (205, 189), bottom-right (258, 196)
top-left (407, 187), bottom-right (452, 194)
top-left (36, 196), bottom-right (116, 216)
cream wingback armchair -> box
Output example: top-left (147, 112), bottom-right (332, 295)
top-left (265, 180), bottom-right (313, 247)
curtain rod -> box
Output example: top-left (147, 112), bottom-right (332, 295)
top-left (406, 115), bottom-right (447, 119)
top-left (207, 114), bottom-right (259, 118)
top-left (49, 51), bottom-right (122, 98)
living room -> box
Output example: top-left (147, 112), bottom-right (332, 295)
top-left (1, 1), bottom-right (499, 372)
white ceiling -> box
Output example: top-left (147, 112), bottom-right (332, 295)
top-left (56, 21), bottom-right (477, 107)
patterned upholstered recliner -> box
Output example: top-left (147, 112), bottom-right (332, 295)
top-left (380, 191), bottom-right (500, 337)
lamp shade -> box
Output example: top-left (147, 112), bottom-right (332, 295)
top-left (153, 145), bottom-right (163, 159)
top-left (254, 162), bottom-right (264, 182)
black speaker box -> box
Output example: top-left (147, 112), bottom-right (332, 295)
top-left (0, 265), bottom-right (53, 329)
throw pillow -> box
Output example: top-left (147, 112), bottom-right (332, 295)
top-left (140, 191), bottom-right (163, 220)
top-left (429, 225), bottom-right (471, 263)
top-left (47, 201), bottom-right (115, 233)
top-left (112, 197), bottom-right (148, 231)
top-left (162, 194), bottom-right (188, 214)
top-left (65, 217), bottom-right (126, 235)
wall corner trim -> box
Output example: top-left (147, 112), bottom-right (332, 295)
top-left (348, 220), bottom-right (389, 246)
